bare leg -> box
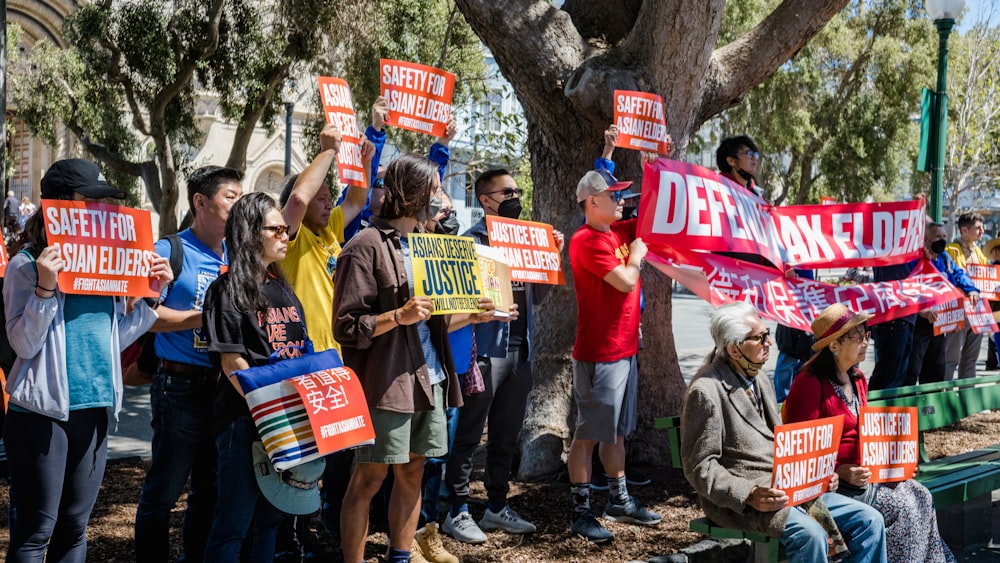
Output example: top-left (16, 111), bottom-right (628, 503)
top-left (340, 462), bottom-right (389, 563)
top-left (388, 455), bottom-right (426, 550)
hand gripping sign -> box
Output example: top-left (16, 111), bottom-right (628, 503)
top-left (409, 233), bottom-right (485, 314)
top-left (42, 200), bottom-right (159, 297)
top-left (484, 216), bottom-right (565, 285)
top-left (380, 59), bottom-right (455, 137)
top-left (318, 76), bottom-right (366, 187)
top-left (772, 415), bottom-right (844, 506)
top-left (613, 90), bottom-right (670, 154)
top-left (858, 406), bottom-right (919, 483)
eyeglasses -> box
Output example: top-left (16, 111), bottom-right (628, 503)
top-left (262, 224), bottom-right (291, 236)
top-left (842, 330), bottom-right (871, 343)
top-left (743, 329), bottom-right (771, 346)
top-left (484, 187), bottom-right (523, 200)
top-left (738, 150), bottom-right (760, 159)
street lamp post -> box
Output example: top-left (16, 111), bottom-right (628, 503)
top-left (925, 0), bottom-right (965, 223)
top-left (283, 80), bottom-right (297, 177)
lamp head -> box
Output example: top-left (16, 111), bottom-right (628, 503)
top-left (925, 0), bottom-right (965, 21)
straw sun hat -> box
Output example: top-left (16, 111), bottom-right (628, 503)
top-left (810, 303), bottom-right (874, 352)
top-left (984, 238), bottom-right (1000, 258)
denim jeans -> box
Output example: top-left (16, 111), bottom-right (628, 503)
top-left (134, 370), bottom-right (218, 563)
top-left (869, 319), bottom-right (914, 390)
top-left (772, 353), bottom-right (803, 403)
top-left (203, 416), bottom-right (283, 563)
top-left (780, 492), bottom-right (886, 563)
top-left (420, 406), bottom-right (459, 525)
top-left (5, 408), bottom-right (108, 563)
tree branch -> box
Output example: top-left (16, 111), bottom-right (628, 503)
top-left (98, 36), bottom-right (150, 136)
top-left (699, 0), bottom-right (851, 124)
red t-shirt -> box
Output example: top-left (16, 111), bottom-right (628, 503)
top-left (782, 366), bottom-right (870, 466)
top-left (569, 219), bottom-right (641, 362)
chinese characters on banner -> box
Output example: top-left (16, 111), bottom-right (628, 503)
top-left (858, 406), bottom-right (919, 483)
top-left (613, 90), bottom-right (670, 154)
top-left (772, 416), bottom-right (844, 506)
top-left (317, 76), bottom-right (366, 187)
top-left (379, 59), bottom-right (455, 137)
top-left (42, 200), bottom-right (159, 297)
top-left (409, 233), bottom-right (484, 314)
top-left (288, 366), bottom-right (374, 455)
top-left (484, 216), bottom-right (565, 285)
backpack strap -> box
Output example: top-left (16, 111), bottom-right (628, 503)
top-left (162, 233), bottom-right (184, 294)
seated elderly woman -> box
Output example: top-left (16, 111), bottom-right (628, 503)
top-left (680, 301), bottom-right (886, 563)
top-left (784, 303), bottom-right (955, 562)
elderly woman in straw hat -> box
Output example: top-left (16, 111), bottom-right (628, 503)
top-left (784, 303), bottom-right (955, 562)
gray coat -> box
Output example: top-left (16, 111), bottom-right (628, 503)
top-left (680, 355), bottom-right (789, 537)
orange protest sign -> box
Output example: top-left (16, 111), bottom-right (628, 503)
top-left (772, 415), bottom-right (843, 506)
top-left (966, 263), bottom-right (1000, 299)
top-left (42, 200), bottom-right (158, 297)
top-left (613, 90), bottom-right (669, 154)
top-left (380, 59), bottom-right (455, 137)
top-left (318, 76), bottom-right (367, 188)
top-left (965, 297), bottom-right (999, 334)
top-left (0, 238), bottom-right (8, 277)
top-left (932, 299), bottom-right (964, 335)
top-left (289, 366), bottom-right (375, 455)
top-left (858, 406), bottom-right (918, 483)
top-left (484, 216), bottom-right (565, 285)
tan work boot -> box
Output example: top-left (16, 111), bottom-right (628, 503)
top-left (415, 522), bottom-right (459, 563)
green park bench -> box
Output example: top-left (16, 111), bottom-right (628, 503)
top-left (659, 373), bottom-right (1000, 561)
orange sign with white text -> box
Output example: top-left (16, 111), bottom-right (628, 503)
top-left (289, 366), bottom-right (375, 455)
top-left (772, 415), bottom-right (843, 506)
top-left (0, 239), bottom-right (8, 277)
top-left (932, 299), bottom-right (964, 335)
top-left (613, 90), bottom-right (669, 154)
top-left (379, 59), bottom-right (455, 137)
top-left (318, 76), bottom-right (367, 188)
top-left (858, 406), bottom-right (918, 483)
top-left (42, 200), bottom-right (158, 297)
top-left (484, 216), bottom-right (565, 285)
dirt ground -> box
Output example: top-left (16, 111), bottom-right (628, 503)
top-left (0, 411), bottom-right (997, 562)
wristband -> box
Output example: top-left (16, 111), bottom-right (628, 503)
top-left (35, 283), bottom-right (56, 292)
top-left (393, 308), bottom-right (401, 325)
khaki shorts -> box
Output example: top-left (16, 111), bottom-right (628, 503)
top-left (355, 382), bottom-right (448, 465)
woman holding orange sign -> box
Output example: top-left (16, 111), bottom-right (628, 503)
top-left (784, 303), bottom-right (954, 562)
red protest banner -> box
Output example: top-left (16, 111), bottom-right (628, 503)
top-left (772, 416), bottom-right (844, 506)
top-left (484, 216), bottom-right (565, 285)
top-left (637, 158), bottom-right (927, 269)
top-left (613, 90), bottom-right (669, 154)
top-left (289, 366), bottom-right (375, 455)
top-left (646, 250), bottom-right (964, 332)
top-left (380, 59), bottom-right (455, 137)
top-left (932, 299), bottom-right (965, 335)
top-left (858, 406), bottom-right (918, 483)
top-left (318, 76), bottom-right (366, 187)
top-left (966, 263), bottom-right (1000, 299)
top-left (42, 200), bottom-right (159, 297)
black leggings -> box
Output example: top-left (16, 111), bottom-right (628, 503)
top-left (4, 407), bottom-right (108, 563)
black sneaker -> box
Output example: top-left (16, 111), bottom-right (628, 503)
top-left (603, 497), bottom-right (662, 526)
top-left (627, 470), bottom-right (652, 487)
top-left (570, 510), bottom-right (614, 544)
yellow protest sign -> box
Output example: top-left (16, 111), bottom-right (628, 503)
top-left (409, 233), bottom-right (483, 314)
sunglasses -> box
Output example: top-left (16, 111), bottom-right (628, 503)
top-left (485, 187), bottom-right (523, 200)
top-left (743, 329), bottom-right (771, 346)
top-left (262, 224), bottom-right (291, 236)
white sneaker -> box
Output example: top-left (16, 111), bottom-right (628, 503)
top-left (478, 505), bottom-right (537, 534)
top-left (442, 510), bottom-right (488, 544)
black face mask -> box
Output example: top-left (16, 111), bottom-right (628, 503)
top-left (497, 198), bottom-right (522, 219)
top-left (930, 239), bottom-right (947, 255)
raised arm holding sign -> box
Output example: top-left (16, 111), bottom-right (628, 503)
top-left (613, 90), bottom-right (670, 154)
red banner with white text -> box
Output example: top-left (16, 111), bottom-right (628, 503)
top-left (637, 159), bottom-right (927, 269)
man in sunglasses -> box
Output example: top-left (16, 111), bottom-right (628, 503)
top-left (716, 135), bottom-right (763, 198)
top-left (566, 168), bottom-right (661, 544)
top-left (442, 169), bottom-right (564, 544)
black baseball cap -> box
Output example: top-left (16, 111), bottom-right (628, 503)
top-left (40, 159), bottom-right (126, 200)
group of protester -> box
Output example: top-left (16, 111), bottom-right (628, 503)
top-left (0, 95), bottom-right (967, 563)
top-left (2, 191), bottom-right (36, 240)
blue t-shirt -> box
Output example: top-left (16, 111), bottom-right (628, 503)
top-left (154, 229), bottom-right (228, 367)
top-left (65, 294), bottom-right (114, 409)
top-left (400, 237), bottom-right (445, 385)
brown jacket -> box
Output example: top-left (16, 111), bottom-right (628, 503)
top-left (680, 355), bottom-right (789, 537)
top-left (332, 217), bottom-right (461, 413)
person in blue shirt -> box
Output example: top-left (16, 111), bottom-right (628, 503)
top-left (907, 222), bottom-right (980, 387)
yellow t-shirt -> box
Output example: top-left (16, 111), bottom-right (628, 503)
top-left (281, 206), bottom-right (345, 353)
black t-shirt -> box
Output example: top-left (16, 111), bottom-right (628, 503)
top-left (507, 281), bottom-right (528, 350)
top-left (203, 272), bottom-right (308, 434)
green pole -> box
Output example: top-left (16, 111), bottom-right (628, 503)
top-left (930, 18), bottom-right (955, 223)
